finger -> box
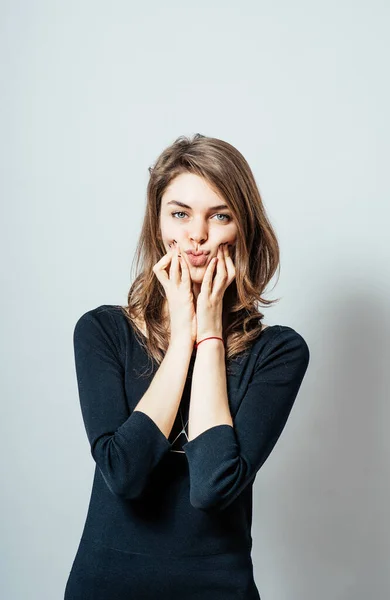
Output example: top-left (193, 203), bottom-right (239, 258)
top-left (178, 251), bottom-right (191, 287)
top-left (210, 244), bottom-right (227, 294)
top-left (223, 243), bottom-right (236, 283)
top-left (201, 254), bottom-right (219, 295)
top-left (219, 243), bottom-right (227, 271)
top-left (169, 245), bottom-right (180, 283)
top-left (157, 248), bottom-right (173, 268)
top-left (153, 248), bottom-right (173, 284)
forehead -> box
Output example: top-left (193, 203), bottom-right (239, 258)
top-left (162, 173), bottom-right (225, 208)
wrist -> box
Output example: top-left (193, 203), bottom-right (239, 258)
top-left (196, 331), bottom-right (223, 344)
top-left (195, 335), bottom-right (224, 349)
top-left (169, 336), bottom-right (194, 352)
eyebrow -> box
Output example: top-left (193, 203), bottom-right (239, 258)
top-left (166, 200), bottom-right (230, 211)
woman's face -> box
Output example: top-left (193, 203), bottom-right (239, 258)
top-left (159, 172), bottom-right (238, 285)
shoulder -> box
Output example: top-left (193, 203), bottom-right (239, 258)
top-left (73, 304), bottom-right (129, 359)
top-left (253, 324), bottom-right (310, 379)
top-left (261, 324), bottom-right (309, 353)
top-left (74, 304), bottom-right (124, 333)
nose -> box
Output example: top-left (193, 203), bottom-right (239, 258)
top-left (189, 231), bottom-right (207, 247)
top-left (187, 214), bottom-right (209, 244)
top-left (190, 235), bottom-right (206, 244)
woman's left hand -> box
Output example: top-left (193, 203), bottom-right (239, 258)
top-left (196, 242), bottom-right (236, 343)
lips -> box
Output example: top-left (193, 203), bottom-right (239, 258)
top-left (187, 254), bottom-right (209, 267)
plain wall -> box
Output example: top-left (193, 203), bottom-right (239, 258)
top-left (1, 1), bottom-right (389, 598)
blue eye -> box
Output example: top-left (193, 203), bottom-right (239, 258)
top-left (171, 211), bottom-right (231, 222)
top-left (214, 213), bottom-right (231, 222)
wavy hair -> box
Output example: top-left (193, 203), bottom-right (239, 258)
top-left (120, 133), bottom-right (280, 376)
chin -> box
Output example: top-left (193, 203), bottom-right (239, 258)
top-left (188, 269), bottom-right (205, 279)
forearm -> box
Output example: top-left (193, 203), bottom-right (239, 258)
top-left (133, 337), bottom-right (194, 439)
top-left (188, 339), bottom-right (233, 441)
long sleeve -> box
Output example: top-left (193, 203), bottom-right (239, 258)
top-left (73, 310), bottom-right (172, 500)
top-left (183, 328), bottom-right (310, 512)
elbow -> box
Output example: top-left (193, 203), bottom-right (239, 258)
top-left (190, 491), bottom-right (218, 512)
top-left (115, 487), bottom-right (144, 501)
top-left (97, 465), bottom-right (145, 500)
top-left (189, 486), bottom-right (230, 512)
top-left (188, 465), bottom-right (255, 512)
top-left (92, 438), bottom-right (147, 501)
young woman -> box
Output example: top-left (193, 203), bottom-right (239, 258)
top-left (64, 134), bottom-right (310, 599)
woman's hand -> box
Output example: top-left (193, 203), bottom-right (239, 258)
top-left (152, 241), bottom-right (197, 345)
top-left (196, 242), bottom-right (236, 344)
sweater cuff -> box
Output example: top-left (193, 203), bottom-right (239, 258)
top-left (117, 410), bottom-right (172, 459)
top-left (182, 424), bottom-right (238, 509)
top-left (183, 423), bottom-right (236, 457)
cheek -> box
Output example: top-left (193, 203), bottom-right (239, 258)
top-left (159, 225), bottom-right (175, 247)
top-left (160, 219), bottom-right (179, 237)
top-left (224, 237), bottom-right (237, 251)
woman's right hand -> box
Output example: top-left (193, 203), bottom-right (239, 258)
top-left (152, 241), bottom-right (197, 346)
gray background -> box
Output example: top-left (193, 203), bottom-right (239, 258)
top-left (1, 1), bottom-right (389, 599)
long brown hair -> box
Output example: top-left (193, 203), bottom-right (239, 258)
top-left (120, 133), bottom-right (280, 376)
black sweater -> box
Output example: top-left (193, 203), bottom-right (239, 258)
top-left (72, 304), bottom-right (310, 558)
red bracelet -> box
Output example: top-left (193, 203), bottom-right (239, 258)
top-left (195, 336), bottom-right (224, 349)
